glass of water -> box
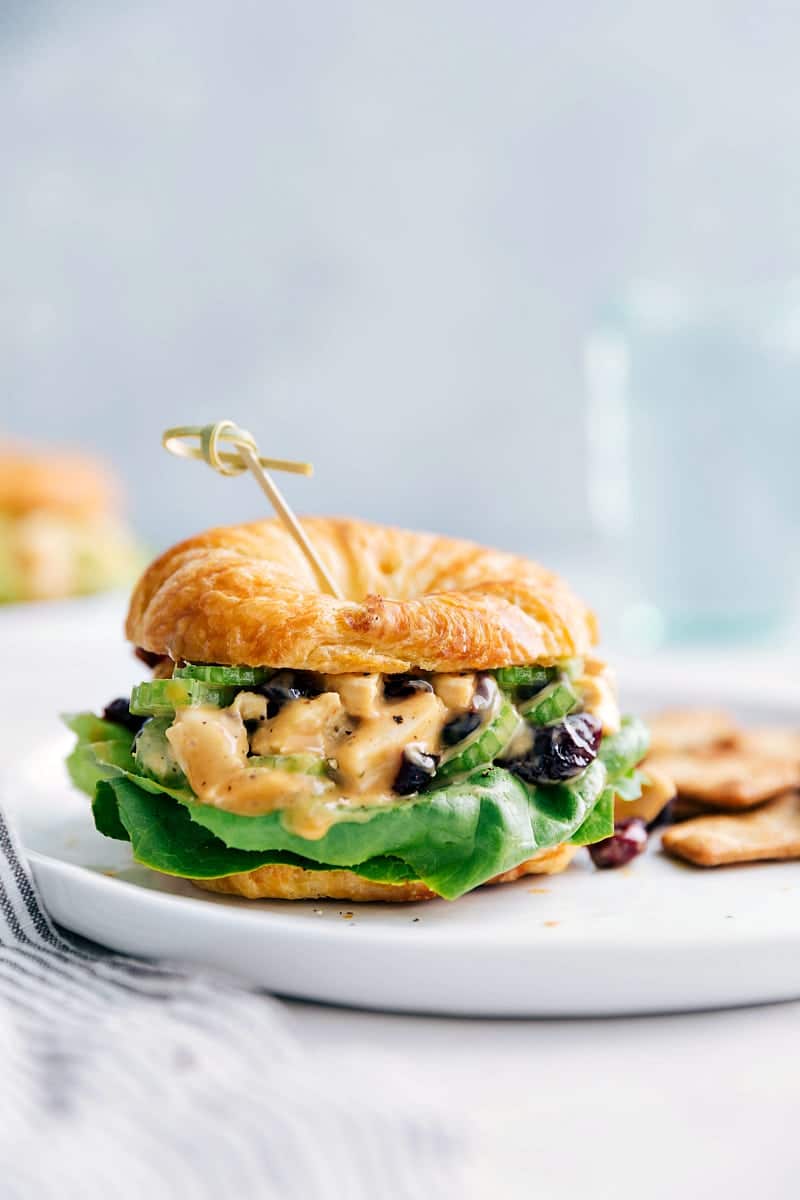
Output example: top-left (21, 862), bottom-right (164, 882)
top-left (585, 282), bottom-right (800, 646)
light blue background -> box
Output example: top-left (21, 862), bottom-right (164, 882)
top-left (3, 2), bottom-right (799, 567)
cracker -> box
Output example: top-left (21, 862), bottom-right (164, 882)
top-left (647, 747), bottom-right (800, 810)
top-left (661, 792), bottom-right (800, 866)
top-left (647, 708), bottom-right (740, 755)
top-left (734, 728), bottom-right (800, 765)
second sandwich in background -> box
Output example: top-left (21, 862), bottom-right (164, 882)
top-left (0, 440), bottom-right (143, 603)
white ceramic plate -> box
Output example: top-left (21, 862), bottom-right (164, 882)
top-left (8, 692), bottom-right (800, 1017)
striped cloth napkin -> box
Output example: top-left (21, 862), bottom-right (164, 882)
top-left (0, 809), bottom-right (467, 1200)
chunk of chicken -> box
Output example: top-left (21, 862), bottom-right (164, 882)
top-left (322, 673), bottom-right (383, 719)
top-left (432, 673), bottom-right (476, 711)
top-left (335, 690), bottom-right (448, 795)
top-left (251, 692), bottom-right (345, 757)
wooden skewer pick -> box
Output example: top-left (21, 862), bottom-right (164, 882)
top-left (162, 420), bottom-right (343, 599)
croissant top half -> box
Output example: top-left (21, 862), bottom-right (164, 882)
top-left (126, 517), bottom-right (598, 674)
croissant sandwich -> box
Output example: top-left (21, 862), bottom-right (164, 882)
top-left (66, 517), bottom-right (653, 901)
top-left (0, 440), bottom-right (142, 603)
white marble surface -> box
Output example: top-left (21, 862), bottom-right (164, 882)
top-left (7, 593), bottom-right (800, 1198)
top-left (290, 998), bottom-right (800, 1199)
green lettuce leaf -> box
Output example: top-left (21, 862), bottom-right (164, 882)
top-left (178, 759), bottom-right (606, 899)
top-left (598, 715), bottom-right (650, 777)
top-left (68, 711), bottom-right (648, 900)
top-left (569, 786), bottom-right (614, 845)
top-left (612, 767), bottom-right (646, 802)
top-left (95, 777), bottom-right (431, 885)
top-left (64, 711), bottom-right (195, 805)
top-left (91, 762), bottom-right (606, 899)
top-left (93, 778), bottom-right (132, 841)
top-left (63, 712), bottom-right (137, 798)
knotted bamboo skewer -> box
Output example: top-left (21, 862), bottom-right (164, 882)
top-left (162, 420), bottom-right (343, 599)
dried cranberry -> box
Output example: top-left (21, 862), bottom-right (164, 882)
top-left (441, 710), bottom-right (482, 746)
top-left (588, 818), bottom-right (648, 869)
top-left (393, 745), bottom-right (439, 795)
top-left (384, 675), bottom-right (434, 700)
top-left (102, 697), bottom-right (145, 733)
top-left (506, 713), bottom-right (602, 784)
top-left (258, 671), bottom-right (319, 718)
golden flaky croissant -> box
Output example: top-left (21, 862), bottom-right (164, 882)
top-left (70, 517), bottom-right (653, 902)
top-left (126, 517), bottom-right (598, 673)
top-left (196, 844), bottom-right (579, 902)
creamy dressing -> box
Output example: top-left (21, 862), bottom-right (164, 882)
top-left (165, 675), bottom-right (465, 833)
top-left (166, 705), bottom-right (333, 825)
top-left (162, 662), bottom-right (620, 838)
